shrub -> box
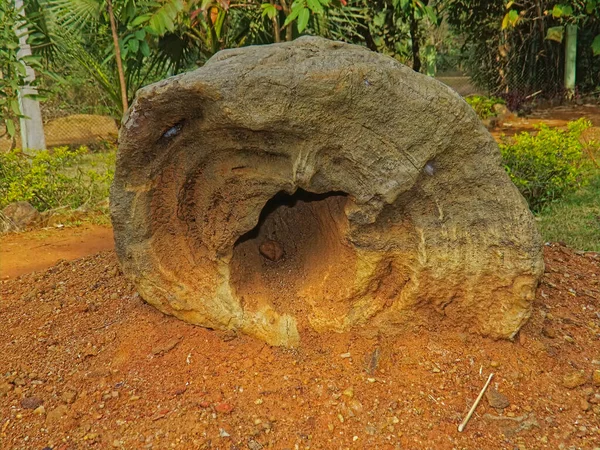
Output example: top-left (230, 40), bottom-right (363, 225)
top-left (499, 119), bottom-right (597, 213)
top-left (465, 95), bottom-right (506, 119)
top-left (0, 146), bottom-right (115, 212)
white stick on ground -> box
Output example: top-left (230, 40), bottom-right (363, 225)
top-left (458, 373), bottom-right (494, 432)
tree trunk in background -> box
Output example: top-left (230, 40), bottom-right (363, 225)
top-left (107, 0), bottom-right (128, 113)
top-left (410, 6), bottom-right (421, 72)
top-left (280, 0), bottom-right (293, 41)
top-left (14, 0), bottom-right (46, 150)
top-left (270, 0), bottom-right (280, 43)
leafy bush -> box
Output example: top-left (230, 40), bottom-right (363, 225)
top-left (0, 146), bottom-right (115, 212)
top-left (465, 95), bottom-right (506, 119)
top-left (500, 119), bottom-right (597, 213)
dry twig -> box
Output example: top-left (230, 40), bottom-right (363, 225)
top-left (458, 373), bottom-right (494, 432)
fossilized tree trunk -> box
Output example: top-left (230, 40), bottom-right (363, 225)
top-left (110, 37), bottom-right (544, 347)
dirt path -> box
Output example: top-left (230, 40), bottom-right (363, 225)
top-left (0, 224), bottom-right (114, 280)
top-left (491, 104), bottom-right (600, 140)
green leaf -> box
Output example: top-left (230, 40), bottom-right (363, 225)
top-left (546, 26), bottom-right (564, 43)
top-left (24, 94), bottom-right (48, 102)
top-left (10, 99), bottom-right (20, 115)
top-left (261, 3), bottom-right (278, 19)
top-left (586, 0), bottom-right (596, 14)
top-left (424, 5), bottom-right (437, 23)
top-left (283, 4), bottom-right (303, 27)
top-left (307, 0), bottom-right (324, 14)
top-left (130, 14), bottom-right (150, 27)
top-left (12, 61), bottom-right (26, 76)
top-left (214, 8), bottom-right (227, 38)
top-left (373, 11), bottom-right (386, 27)
top-left (140, 40), bottom-right (150, 57)
top-left (297, 7), bottom-right (310, 32)
top-left (128, 38), bottom-right (139, 53)
top-left (592, 34), bottom-right (600, 56)
top-left (501, 10), bottom-right (519, 29)
top-left (6, 119), bottom-right (16, 138)
top-left (134, 29), bottom-right (146, 40)
top-left (552, 4), bottom-right (573, 18)
top-left (21, 55), bottom-right (41, 65)
top-left (552, 4), bottom-right (563, 17)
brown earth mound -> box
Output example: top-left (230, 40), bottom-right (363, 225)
top-left (0, 244), bottom-right (598, 449)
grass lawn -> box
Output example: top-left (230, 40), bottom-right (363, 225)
top-left (536, 170), bottom-right (600, 252)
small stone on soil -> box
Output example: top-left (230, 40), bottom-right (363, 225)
top-left (46, 405), bottom-right (69, 424)
top-left (61, 390), bottom-right (78, 404)
top-left (542, 326), bottom-right (557, 338)
top-left (214, 402), bottom-right (234, 414)
top-left (20, 396), bottom-right (43, 410)
top-left (258, 240), bottom-right (284, 262)
top-left (562, 370), bottom-right (588, 389)
top-left (247, 439), bottom-right (263, 450)
top-left (0, 382), bottom-right (12, 396)
top-left (151, 337), bottom-right (181, 356)
top-left (580, 398), bottom-right (591, 411)
top-left (486, 387), bottom-right (510, 409)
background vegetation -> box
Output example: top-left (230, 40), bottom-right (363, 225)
top-left (1, 0), bottom-right (599, 250)
top-left (1, 0), bottom-right (597, 123)
top-left (0, 146), bottom-right (115, 212)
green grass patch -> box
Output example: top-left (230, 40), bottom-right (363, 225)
top-left (500, 119), bottom-right (597, 213)
top-left (536, 171), bottom-right (600, 251)
top-left (0, 146), bottom-right (115, 212)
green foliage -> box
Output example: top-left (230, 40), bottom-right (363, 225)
top-left (283, 0), bottom-right (331, 33)
top-left (0, 1), bottom-right (45, 141)
top-left (446, 0), bottom-right (600, 97)
top-left (0, 146), bottom-right (115, 212)
top-left (499, 119), bottom-right (597, 213)
top-left (464, 95), bottom-right (505, 119)
top-left (38, 63), bottom-right (114, 119)
top-left (543, 0), bottom-right (600, 57)
top-left (536, 171), bottom-right (600, 251)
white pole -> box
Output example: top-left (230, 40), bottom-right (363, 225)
top-left (564, 24), bottom-right (577, 97)
top-left (14, 0), bottom-right (46, 150)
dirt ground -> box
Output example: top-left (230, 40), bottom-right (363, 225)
top-left (0, 225), bottom-right (114, 280)
top-left (490, 104), bottom-right (600, 140)
top-left (0, 244), bottom-right (599, 450)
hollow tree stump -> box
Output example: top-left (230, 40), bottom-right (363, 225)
top-left (110, 37), bottom-right (544, 347)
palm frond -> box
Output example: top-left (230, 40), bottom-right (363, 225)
top-left (46, 0), bottom-right (103, 33)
